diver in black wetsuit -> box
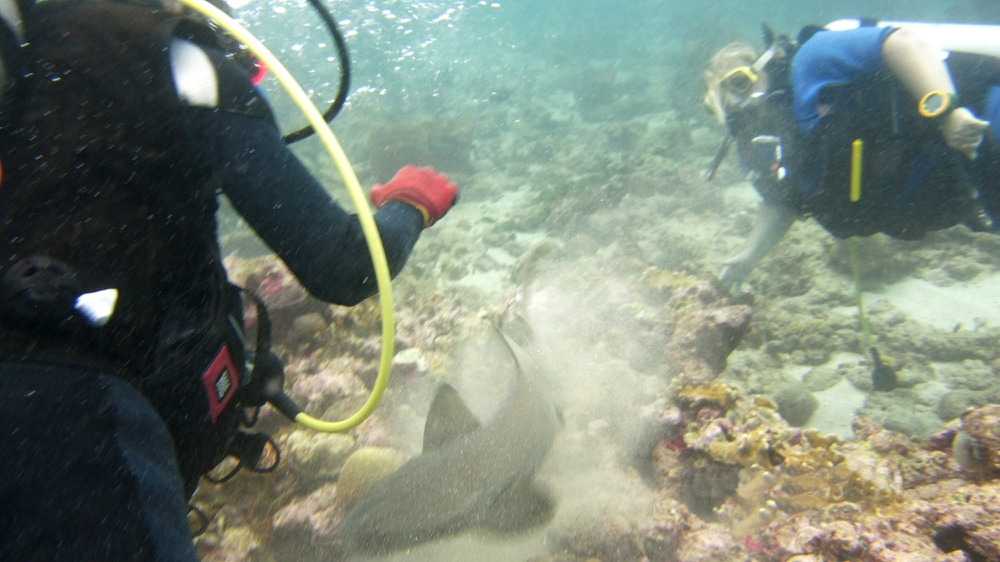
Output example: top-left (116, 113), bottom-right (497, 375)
top-left (0, 0), bottom-right (456, 560)
top-left (703, 22), bottom-right (999, 291)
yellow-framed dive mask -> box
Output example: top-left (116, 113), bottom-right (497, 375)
top-left (720, 66), bottom-right (759, 97)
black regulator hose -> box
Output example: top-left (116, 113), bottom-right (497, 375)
top-left (282, 0), bottom-right (351, 144)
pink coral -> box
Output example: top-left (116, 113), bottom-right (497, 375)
top-left (272, 483), bottom-right (343, 544)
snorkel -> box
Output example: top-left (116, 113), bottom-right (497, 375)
top-left (178, 0), bottom-right (394, 433)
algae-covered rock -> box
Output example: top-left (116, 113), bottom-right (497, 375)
top-left (802, 364), bottom-right (844, 392)
top-left (772, 382), bottom-right (819, 427)
top-left (336, 446), bottom-right (407, 509)
top-left (937, 389), bottom-right (980, 422)
top-left (959, 404), bottom-right (1000, 478)
top-left (861, 391), bottom-right (943, 439)
top-left (284, 430), bottom-right (356, 479)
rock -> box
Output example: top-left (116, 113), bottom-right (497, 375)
top-left (392, 348), bottom-right (430, 379)
top-left (772, 382), bottom-right (819, 427)
top-left (803, 365), bottom-right (843, 392)
top-left (284, 430), bottom-right (355, 479)
top-left (290, 312), bottom-right (329, 343)
top-left (271, 482), bottom-right (341, 543)
top-left (667, 303), bottom-right (753, 386)
top-left (937, 390), bottom-right (979, 422)
top-left (959, 404), bottom-right (1000, 478)
top-left (336, 447), bottom-right (406, 509)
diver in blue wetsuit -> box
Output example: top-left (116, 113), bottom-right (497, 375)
top-left (703, 22), bottom-right (999, 290)
top-left (0, 0), bottom-right (456, 560)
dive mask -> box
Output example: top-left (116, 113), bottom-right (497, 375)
top-left (720, 66), bottom-right (759, 97)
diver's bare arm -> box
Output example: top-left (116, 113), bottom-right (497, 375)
top-left (882, 27), bottom-right (989, 159)
top-left (720, 203), bottom-right (796, 291)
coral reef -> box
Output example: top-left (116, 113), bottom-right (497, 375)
top-left (644, 271), bottom-right (753, 386)
top-left (196, 15), bottom-right (1000, 558)
top-left (771, 382), bottom-right (819, 427)
top-left (541, 379), bottom-right (994, 562)
top-left (954, 404), bottom-right (1000, 479)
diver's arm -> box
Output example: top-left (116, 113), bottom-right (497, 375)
top-left (209, 110), bottom-right (424, 305)
top-left (720, 203), bottom-right (796, 291)
top-left (881, 27), bottom-right (989, 159)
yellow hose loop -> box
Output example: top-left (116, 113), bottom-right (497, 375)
top-left (178, 0), bottom-right (394, 433)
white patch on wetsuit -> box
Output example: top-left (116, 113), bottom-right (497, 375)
top-left (169, 38), bottom-right (219, 108)
top-left (74, 288), bottom-right (119, 327)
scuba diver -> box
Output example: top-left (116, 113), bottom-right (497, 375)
top-left (0, 0), bottom-right (457, 559)
top-left (704, 20), bottom-right (1000, 290)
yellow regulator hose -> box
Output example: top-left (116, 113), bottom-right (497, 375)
top-left (178, 0), bottom-right (394, 432)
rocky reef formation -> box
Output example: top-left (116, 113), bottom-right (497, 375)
top-left (194, 238), bottom-right (1000, 562)
top-left (195, 33), bottom-right (1000, 558)
top-left (643, 272), bottom-right (753, 387)
top-left (539, 387), bottom-right (1000, 562)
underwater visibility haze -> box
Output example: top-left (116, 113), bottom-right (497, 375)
top-left (202, 0), bottom-right (1000, 560)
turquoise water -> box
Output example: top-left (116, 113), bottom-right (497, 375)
top-left (238, 0), bottom-right (969, 128)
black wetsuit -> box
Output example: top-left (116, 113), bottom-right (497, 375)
top-left (0, 1), bottom-right (421, 560)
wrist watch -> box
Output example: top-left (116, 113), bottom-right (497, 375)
top-left (918, 90), bottom-right (959, 119)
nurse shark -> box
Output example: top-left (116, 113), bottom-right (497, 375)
top-left (337, 329), bottom-right (559, 556)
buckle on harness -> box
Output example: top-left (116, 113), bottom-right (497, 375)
top-left (201, 345), bottom-right (240, 424)
top-left (751, 135), bottom-right (787, 181)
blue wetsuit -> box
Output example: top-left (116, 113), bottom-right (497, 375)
top-left (736, 26), bottom-right (1000, 239)
top-left (792, 26), bottom-right (898, 135)
top-left (793, 25), bottom-right (1000, 139)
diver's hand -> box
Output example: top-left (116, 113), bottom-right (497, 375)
top-left (719, 252), bottom-right (756, 292)
top-left (371, 166), bottom-right (458, 227)
top-left (718, 204), bottom-right (795, 293)
top-left (943, 107), bottom-right (990, 160)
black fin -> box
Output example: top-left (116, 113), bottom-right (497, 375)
top-left (870, 347), bottom-right (898, 392)
top-left (761, 23), bottom-right (775, 48)
top-left (423, 384), bottom-right (480, 453)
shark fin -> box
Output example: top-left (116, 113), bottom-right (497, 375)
top-left (423, 383), bottom-right (481, 453)
top-left (497, 311), bottom-right (536, 349)
top-left (480, 479), bottom-right (556, 535)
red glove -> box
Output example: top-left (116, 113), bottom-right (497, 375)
top-left (370, 166), bottom-right (457, 228)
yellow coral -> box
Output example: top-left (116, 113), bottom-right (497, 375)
top-left (677, 381), bottom-right (739, 411)
top-left (755, 396), bottom-right (778, 409)
top-left (786, 474), bottom-right (829, 494)
top-left (640, 266), bottom-right (699, 291)
top-left (785, 492), bottom-right (828, 510)
top-left (804, 429), bottom-right (838, 449)
top-left (708, 427), bottom-right (784, 469)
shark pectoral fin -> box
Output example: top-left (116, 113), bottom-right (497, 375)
top-left (495, 312), bottom-right (536, 349)
top-left (480, 480), bottom-right (556, 535)
top-left (423, 383), bottom-right (481, 453)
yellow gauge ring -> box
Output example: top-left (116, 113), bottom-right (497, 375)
top-left (918, 90), bottom-right (958, 119)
